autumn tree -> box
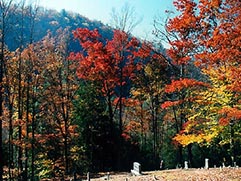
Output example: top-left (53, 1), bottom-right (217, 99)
top-left (41, 29), bottom-right (79, 175)
top-left (1, 26), bottom-right (80, 180)
top-left (3, 34), bottom-right (44, 180)
top-left (155, 0), bottom-right (241, 167)
top-left (0, 0), bottom-right (17, 180)
top-left (2, 1), bottom-right (40, 179)
top-left (123, 41), bottom-right (170, 168)
top-left (153, 0), bottom-right (199, 167)
top-left (23, 29), bottom-right (80, 178)
top-left (69, 28), bottom-right (141, 169)
top-left (109, 4), bottom-right (141, 136)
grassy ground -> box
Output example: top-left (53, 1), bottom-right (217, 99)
top-left (90, 167), bottom-right (241, 180)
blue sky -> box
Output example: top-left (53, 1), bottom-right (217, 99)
top-left (39, 0), bottom-right (175, 39)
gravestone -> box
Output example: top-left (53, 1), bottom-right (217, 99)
top-left (222, 162), bottom-right (225, 168)
top-left (219, 166), bottom-right (222, 171)
top-left (87, 172), bottom-right (90, 181)
top-left (160, 160), bottom-right (164, 170)
top-left (234, 162), bottom-right (237, 168)
top-left (103, 172), bottom-right (110, 180)
top-left (205, 158), bottom-right (209, 169)
top-left (184, 161), bottom-right (188, 169)
top-left (131, 162), bottom-right (142, 175)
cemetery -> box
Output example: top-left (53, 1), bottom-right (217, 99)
top-left (83, 160), bottom-right (241, 180)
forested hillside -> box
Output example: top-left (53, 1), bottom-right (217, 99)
top-left (0, 0), bottom-right (240, 180)
top-left (5, 4), bottom-right (113, 51)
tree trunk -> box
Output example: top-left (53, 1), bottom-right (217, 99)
top-left (0, 6), bottom-right (5, 180)
top-left (64, 134), bottom-right (69, 174)
top-left (178, 145), bottom-right (183, 168)
top-left (188, 144), bottom-right (193, 168)
top-left (8, 103), bottom-right (14, 181)
top-left (31, 78), bottom-right (37, 181)
top-left (31, 103), bottom-right (35, 180)
top-left (24, 77), bottom-right (31, 180)
top-left (172, 107), bottom-right (183, 167)
top-left (0, 51), bottom-right (4, 181)
top-left (17, 54), bottom-right (23, 180)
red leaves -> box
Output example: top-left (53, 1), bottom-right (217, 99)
top-left (219, 107), bottom-right (241, 126)
top-left (73, 28), bottom-right (100, 44)
top-left (166, 39), bottom-right (195, 65)
top-left (70, 28), bottom-right (140, 97)
top-left (169, 0), bottom-right (199, 36)
top-left (133, 42), bottom-right (152, 59)
top-left (122, 120), bottom-right (141, 144)
top-left (161, 100), bottom-right (183, 109)
top-left (121, 132), bottom-right (131, 141)
top-left (165, 78), bottom-right (209, 93)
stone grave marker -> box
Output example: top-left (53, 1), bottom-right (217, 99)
top-left (233, 162), bottom-right (237, 168)
top-left (87, 172), bottom-right (90, 181)
top-left (222, 162), bottom-right (225, 168)
top-left (131, 162), bottom-right (142, 175)
top-left (184, 161), bottom-right (188, 169)
top-left (205, 158), bottom-right (209, 169)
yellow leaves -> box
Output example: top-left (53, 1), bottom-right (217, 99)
top-left (204, 126), bottom-right (220, 142)
top-left (173, 124), bottom-right (221, 146)
top-left (174, 134), bottom-right (202, 146)
top-left (144, 65), bottom-right (152, 76)
top-left (36, 153), bottom-right (54, 179)
top-left (70, 146), bottom-right (84, 161)
top-left (166, 0), bottom-right (241, 149)
top-left (201, 65), bottom-right (235, 108)
top-left (131, 89), bottom-right (141, 97)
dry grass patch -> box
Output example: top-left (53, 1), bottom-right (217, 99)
top-left (90, 168), bottom-right (241, 181)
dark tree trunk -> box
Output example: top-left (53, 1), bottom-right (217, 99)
top-left (188, 144), bottom-right (193, 168)
top-left (178, 145), bottom-right (183, 168)
top-left (0, 51), bottom-right (4, 181)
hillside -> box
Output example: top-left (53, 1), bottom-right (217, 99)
top-left (5, 5), bottom-right (113, 51)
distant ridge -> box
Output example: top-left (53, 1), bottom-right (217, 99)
top-left (6, 5), bottom-right (113, 51)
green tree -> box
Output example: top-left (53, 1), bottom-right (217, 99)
top-left (73, 81), bottom-right (118, 172)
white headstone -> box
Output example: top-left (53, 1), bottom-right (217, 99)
top-left (234, 162), bottom-right (237, 168)
top-left (205, 158), bottom-right (209, 169)
top-left (87, 172), bottom-right (90, 181)
top-left (131, 162), bottom-right (142, 175)
top-left (106, 172), bottom-right (110, 180)
top-left (184, 161), bottom-right (188, 169)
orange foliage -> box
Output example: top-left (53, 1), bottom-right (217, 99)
top-left (165, 78), bottom-right (209, 93)
top-left (219, 107), bottom-right (241, 126)
top-left (69, 28), bottom-right (140, 97)
top-left (161, 100), bottom-right (183, 109)
top-left (161, 0), bottom-right (241, 146)
top-left (122, 120), bottom-right (142, 143)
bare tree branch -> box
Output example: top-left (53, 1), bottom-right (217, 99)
top-left (110, 2), bottom-right (142, 34)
